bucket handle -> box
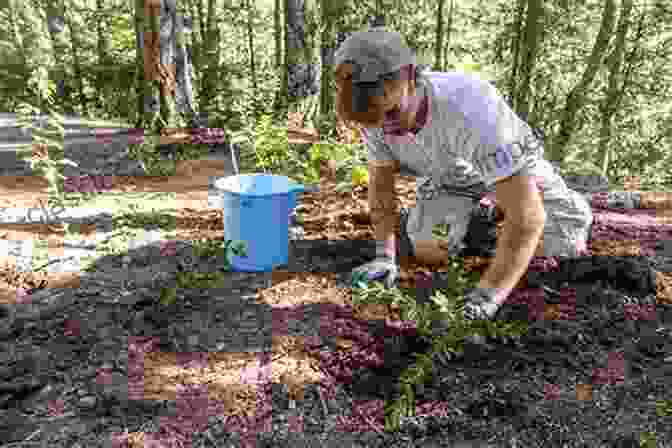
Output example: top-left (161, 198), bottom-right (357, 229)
top-left (288, 183), bottom-right (306, 194)
top-left (228, 132), bottom-right (319, 194)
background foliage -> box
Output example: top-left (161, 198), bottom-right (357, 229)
top-left (0, 0), bottom-right (670, 188)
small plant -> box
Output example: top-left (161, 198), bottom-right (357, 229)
top-left (221, 239), bottom-right (248, 269)
top-left (158, 239), bottom-right (247, 306)
top-left (334, 142), bottom-right (367, 192)
top-left (250, 113), bottom-right (290, 172)
top-left (656, 399), bottom-right (672, 417)
top-left (15, 67), bottom-right (76, 211)
top-left (639, 430), bottom-right (657, 448)
top-left (127, 138), bottom-right (176, 176)
top-left (299, 138), bottom-right (368, 191)
top-left (14, 67), bottom-right (85, 239)
top-left (432, 223), bottom-right (450, 239)
top-left (351, 254), bottom-right (528, 433)
top-left (174, 142), bottom-right (210, 161)
top-left (350, 165), bottom-right (369, 186)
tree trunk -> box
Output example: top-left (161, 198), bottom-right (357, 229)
top-left (245, 0), bottom-right (259, 119)
top-left (273, 0), bottom-right (289, 119)
top-left (434, 0), bottom-right (446, 71)
top-left (45, 0), bottom-right (70, 113)
top-left (183, 0), bottom-right (203, 120)
top-left (514, 0), bottom-right (543, 124)
top-left (318, 0), bottom-right (344, 131)
top-left (198, 0), bottom-right (221, 123)
top-left (274, 0), bottom-right (282, 69)
top-left (599, 0), bottom-right (633, 177)
top-left (188, 0), bottom-right (203, 73)
top-left (155, 0), bottom-right (177, 130)
top-left (443, 0), bottom-right (454, 71)
top-left (63, 9), bottom-right (87, 115)
top-left (548, 0), bottom-right (617, 163)
top-left (134, 0), bottom-right (147, 128)
top-left (198, 0), bottom-right (207, 46)
top-left (135, 0), bottom-right (157, 130)
top-left (134, 0), bottom-right (195, 134)
top-left (285, 0), bottom-right (317, 105)
top-left (174, 13), bottom-right (197, 123)
top-left (507, 0), bottom-right (526, 110)
top-left (96, 0), bottom-right (111, 114)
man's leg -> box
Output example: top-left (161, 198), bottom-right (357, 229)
top-left (536, 188), bottom-right (593, 258)
top-left (512, 158), bottom-right (593, 259)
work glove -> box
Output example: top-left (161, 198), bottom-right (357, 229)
top-left (429, 287), bottom-right (506, 366)
top-left (430, 287), bottom-right (503, 361)
top-left (461, 287), bottom-right (503, 321)
top-left (350, 241), bottom-right (399, 289)
top-left (431, 287), bottom-right (502, 333)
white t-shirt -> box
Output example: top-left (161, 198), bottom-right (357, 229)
top-left (362, 71), bottom-right (545, 198)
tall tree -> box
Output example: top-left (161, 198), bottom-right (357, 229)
top-left (514, 0), bottom-right (543, 124)
top-left (547, 0), bottom-right (617, 163)
top-left (95, 0), bottom-right (112, 114)
top-left (174, 10), bottom-right (196, 123)
top-left (245, 0), bottom-right (260, 119)
top-left (600, 0), bottom-right (633, 176)
top-left (134, 0), bottom-right (195, 132)
top-left (135, 0), bottom-right (160, 130)
top-left (443, 0), bottom-right (455, 72)
top-left (433, 0), bottom-right (447, 71)
top-left (598, 0), bottom-right (633, 177)
top-left (198, 0), bottom-right (221, 121)
top-left (507, 0), bottom-right (526, 110)
top-left (44, 0), bottom-right (69, 112)
top-left (283, 0), bottom-right (318, 106)
top-left (317, 0), bottom-right (345, 133)
top-left (63, 5), bottom-right (87, 114)
top-left (274, 0), bottom-right (282, 69)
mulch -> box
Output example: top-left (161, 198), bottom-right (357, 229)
top-left (1, 140), bottom-right (672, 448)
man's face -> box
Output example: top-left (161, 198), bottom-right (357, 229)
top-left (335, 63), bottom-right (413, 124)
top-left (380, 78), bottom-right (409, 113)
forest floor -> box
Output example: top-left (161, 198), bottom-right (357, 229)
top-left (0, 129), bottom-right (672, 446)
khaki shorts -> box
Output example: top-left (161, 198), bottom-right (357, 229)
top-left (406, 158), bottom-right (594, 258)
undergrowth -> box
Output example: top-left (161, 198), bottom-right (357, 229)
top-left (79, 202), bottom-right (248, 307)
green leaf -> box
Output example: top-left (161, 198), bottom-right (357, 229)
top-left (232, 241), bottom-right (248, 257)
top-left (159, 287), bottom-right (177, 306)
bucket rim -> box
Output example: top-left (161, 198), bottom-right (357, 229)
top-left (214, 173), bottom-right (304, 198)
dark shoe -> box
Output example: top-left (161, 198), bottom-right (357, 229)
top-left (460, 202), bottom-right (498, 257)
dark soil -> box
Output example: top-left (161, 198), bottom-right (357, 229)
top-left (0, 175), bottom-right (671, 447)
top-left (265, 194), bottom-right (672, 447)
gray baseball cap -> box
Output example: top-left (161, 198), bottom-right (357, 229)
top-left (334, 28), bottom-right (417, 113)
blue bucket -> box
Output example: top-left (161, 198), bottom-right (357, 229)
top-left (214, 174), bottom-right (306, 272)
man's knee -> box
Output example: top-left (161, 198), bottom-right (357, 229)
top-left (537, 219), bottom-right (592, 258)
top-left (536, 189), bottom-right (593, 258)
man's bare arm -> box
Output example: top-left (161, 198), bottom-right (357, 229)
top-left (368, 160), bottom-right (399, 258)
